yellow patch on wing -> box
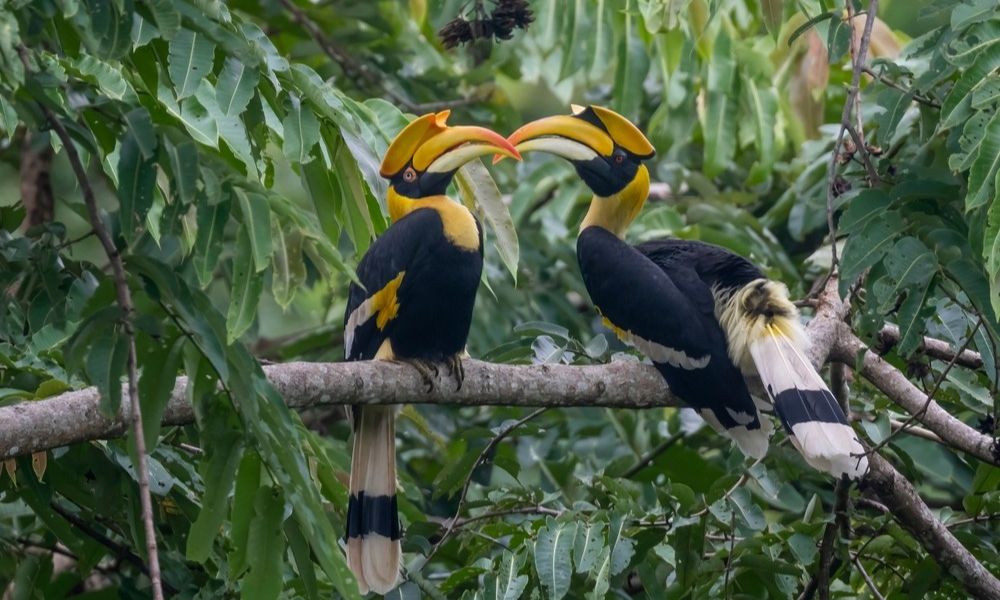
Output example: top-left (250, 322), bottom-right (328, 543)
top-left (372, 271), bottom-right (406, 330)
top-left (601, 315), bottom-right (630, 342)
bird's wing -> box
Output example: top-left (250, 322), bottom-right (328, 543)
top-left (343, 209), bottom-right (440, 362)
top-left (579, 228), bottom-right (770, 458)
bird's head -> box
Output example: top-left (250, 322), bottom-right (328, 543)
top-left (502, 105), bottom-right (655, 236)
top-left (381, 111), bottom-right (520, 221)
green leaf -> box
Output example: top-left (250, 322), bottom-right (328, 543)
top-left (985, 187), bottom-right (1000, 317)
top-left (118, 127), bottom-right (157, 244)
top-left (611, 7), bottom-right (650, 123)
top-left (455, 160), bottom-right (520, 281)
top-left (874, 87), bottom-right (914, 146)
top-left (787, 532), bottom-right (817, 566)
top-left (285, 518), bottom-right (319, 600)
top-left (703, 29), bottom-right (736, 178)
top-left (883, 237), bottom-right (938, 300)
top-left (968, 111), bottom-right (1000, 212)
top-left (587, 546), bottom-right (612, 600)
top-left (941, 46), bottom-right (1000, 129)
top-left (236, 189), bottom-right (273, 273)
top-left (672, 517), bottom-right (705, 589)
top-left (168, 29), bottom-right (217, 99)
top-left (760, 0), bottom-right (783, 39)
top-left (896, 279), bottom-right (934, 357)
top-left (839, 212), bottom-right (902, 295)
top-left (229, 451), bottom-right (262, 579)
top-left (227, 226), bottom-right (264, 343)
top-left (216, 57), bottom-right (259, 117)
top-left (244, 486), bottom-right (286, 600)
top-left (483, 552), bottom-right (529, 600)
top-left (123, 107), bottom-right (156, 159)
top-left (166, 139), bottom-right (198, 204)
top-left (0, 94), bottom-right (18, 136)
top-left (67, 55), bottom-right (131, 100)
top-left (83, 0), bottom-right (133, 59)
top-left (192, 193), bottom-right (231, 288)
top-left (283, 96), bottom-right (321, 164)
top-left (186, 431), bottom-right (244, 562)
top-left (271, 217), bottom-right (306, 309)
top-left (573, 521), bottom-right (605, 573)
top-left (788, 11), bottom-right (835, 46)
top-left (838, 189), bottom-right (892, 234)
top-left (825, 12), bottom-right (850, 63)
top-left (146, 0), bottom-right (180, 39)
top-left (533, 518), bottom-right (573, 600)
top-left (606, 514), bottom-right (635, 576)
top-left (137, 336), bottom-right (184, 450)
top-left (85, 327), bottom-right (128, 415)
top-left (729, 487), bottom-right (766, 531)
top-left (743, 76), bottom-right (777, 185)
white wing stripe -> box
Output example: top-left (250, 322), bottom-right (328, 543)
top-left (619, 330), bottom-right (710, 370)
top-left (344, 298), bottom-right (375, 358)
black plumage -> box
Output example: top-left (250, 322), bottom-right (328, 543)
top-left (578, 228), bottom-right (765, 440)
top-left (344, 208), bottom-right (483, 363)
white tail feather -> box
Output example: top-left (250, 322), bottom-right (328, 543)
top-left (699, 408), bottom-right (773, 459)
top-left (347, 406), bottom-right (401, 594)
top-left (750, 330), bottom-right (868, 479)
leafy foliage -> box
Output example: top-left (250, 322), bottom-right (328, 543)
top-left (0, 0), bottom-right (999, 599)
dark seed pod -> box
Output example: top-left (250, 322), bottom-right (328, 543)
top-left (492, 0), bottom-right (534, 30)
top-left (439, 17), bottom-right (474, 49)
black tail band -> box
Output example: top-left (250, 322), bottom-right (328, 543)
top-left (773, 388), bottom-right (849, 434)
top-left (346, 492), bottom-right (401, 540)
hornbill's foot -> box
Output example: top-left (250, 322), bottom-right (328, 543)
top-left (399, 358), bottom-right (438, 392)
top-left (445, 354), bottom-right (465, 391)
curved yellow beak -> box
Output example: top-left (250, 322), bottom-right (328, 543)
top-left (495, 115), bottom-right (614, 165)
top-left (415, 125), bottom-right (522, 173)
top-left (379, 111), bottom-right (521, 178)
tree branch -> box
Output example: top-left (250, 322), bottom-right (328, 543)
top-left (832, 327), bottom-right (998, 466)
top-left (0, 360), bottom-right (676, 459)
top-left (876, 324), bottom-right (983, 369)
top-left (805, 275), bottom-right (1000, 599)
top-left (864, 454), bottom-right (1000, 599)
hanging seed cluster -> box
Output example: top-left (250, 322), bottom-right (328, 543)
top-left (438, 0), bottom-right (534, 49)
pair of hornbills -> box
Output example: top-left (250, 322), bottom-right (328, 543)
top-left (342, 106), bottom-right (868, 594)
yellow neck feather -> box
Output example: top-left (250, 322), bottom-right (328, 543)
top-left (386, 187), bottom-right (479, 250)
top-left (580, 165), bottom-right (650, 238)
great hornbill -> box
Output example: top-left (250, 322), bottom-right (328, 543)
top-left (343, 111), bottom-right (520, 594)
top-left (502, 105), bottom-right (867, 479)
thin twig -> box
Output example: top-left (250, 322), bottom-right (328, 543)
top-left (825, 0), bottom-right (881, 268)
top-left (431, 505), bottom-right (562, 530)
top-left (49, 502), bottom-right (176, 595)
top-left (622, 432), bottom-right (684, 478)
top-left (852, 554), bottom-right (888, 600)
top-left (876, 324), bottom-right (983, 370)
top-left (946, 513), bottom-right (1000, 529)
top-left (867, 318), bottom-right (982, 457)
top-left (724, 508), bottom-right (736, 600)
top-left (423, 407), bottom-right (549, 566)
top-left (692, 458), bottom-right (762, 518)
top-left (861, 66), bottom-right (941, 108)
top-left (277, 0), bottom-right (477, 113)
top-left (19, 46), bottom-right (163, 600)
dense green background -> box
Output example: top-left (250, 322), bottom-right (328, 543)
top-left (0, 0), bottom-right (998, 598)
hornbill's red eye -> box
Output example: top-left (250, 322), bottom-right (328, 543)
top-left (614, 154), bottom-right (625, 164)
top-left (403, 167), bottom-right (417, 182)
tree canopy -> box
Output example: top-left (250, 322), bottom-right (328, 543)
top-left (0, 0), bottom-right (998, 598)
